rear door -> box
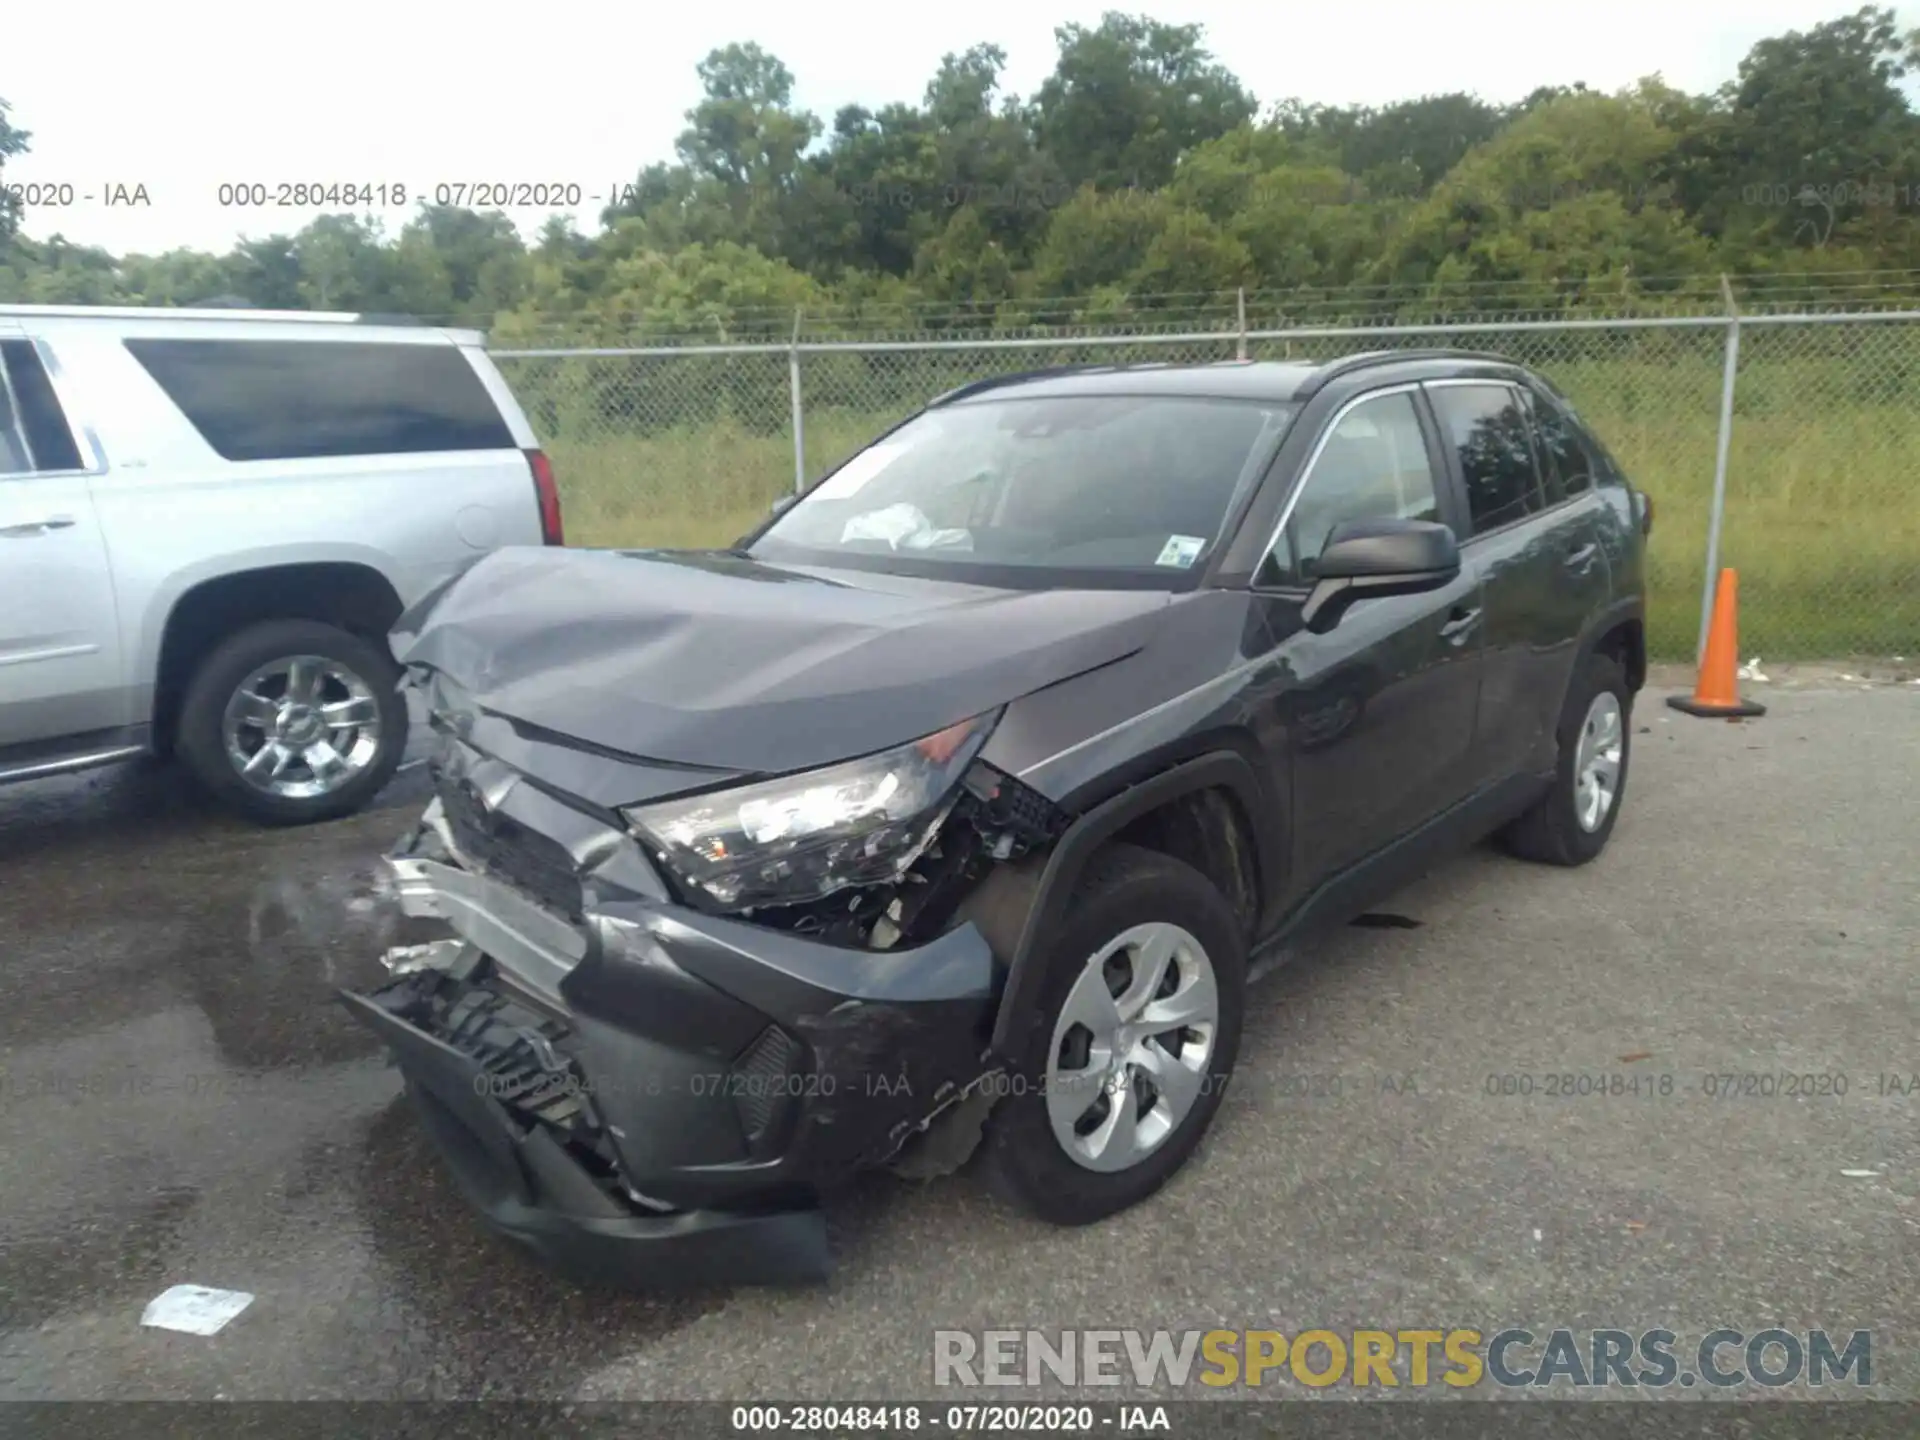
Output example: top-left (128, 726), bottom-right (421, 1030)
top-left (1425, 379), bottom-right (1600, 787)
top-left (1525, 382), bottom-right (1621, 615)
top-left (0, 331), bottom-right (126, 751)
top-left (101, 329), bottom-right (546, 626)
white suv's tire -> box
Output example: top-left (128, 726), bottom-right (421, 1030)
top-left (175, 619), bottom-right (407, 826)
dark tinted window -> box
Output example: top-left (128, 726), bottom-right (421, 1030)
top-left (1264, 390), bottom-right (1441, 585)
top-left (0, 377), bottom-right (26, 473)
top-left (753, 395), bottom-right (1295, 578)
top-left (0, 339), bottom-right (84, 473)
top-left (1429, 383), bottom-right (1546, 533)
top-left (1527, 388), bottom-right (1594, 499)
top-left (124, 339), bottom-right (514, 461)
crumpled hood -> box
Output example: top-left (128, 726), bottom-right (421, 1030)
top-left (394, 547), bottom-right (1171, 777)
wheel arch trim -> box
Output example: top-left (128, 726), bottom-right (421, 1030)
top-left (1575, 595), bottom-right (1647, 693)
top-left (986, 750), bottom-right (1268, 1063)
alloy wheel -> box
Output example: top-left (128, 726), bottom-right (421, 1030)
top-left (222, 654), bottom-right (383, 800)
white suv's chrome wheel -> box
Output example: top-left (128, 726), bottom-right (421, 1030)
top-left (222, 654), bottom-right (383, 799)
top-left (1045, 921), bottom-right (1220, 1173)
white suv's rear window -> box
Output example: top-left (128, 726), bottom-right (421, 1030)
top-left (124, 338), bottom-right (515, 461)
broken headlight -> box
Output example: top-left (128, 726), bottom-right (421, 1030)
top-left (620, 711), bottom-right (999, 911)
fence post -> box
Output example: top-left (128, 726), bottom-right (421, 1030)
top-left (789, 308), bottom-right (807, 494)
top-left (1697, 273), bottom-right (1741, 662)
top-left (1236, 287), bottom-right (1248, 361)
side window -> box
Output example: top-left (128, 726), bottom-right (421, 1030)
top-left (123, 339), bottom-right (515, 462)
top-left (1428, 383), bottom-right (1546, 535)
top-left (1261, 390), bottom-right (1441, 585)
top-left (1527, 388), bottom-right (1594, 499)
top-left (0, 365), bottom-right (29, 475)
top-left (0, 339), bottom-right (84, 475)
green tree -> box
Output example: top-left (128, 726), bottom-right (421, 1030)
top-left (924, 47), bottom-right (1064, 264)
top-left (293, 215), bottom-right (397, 310)
top-left (0, 236), bottom-right (125, 303)
top-left (1033, 14), bottom-right (1255, 191)
top-left (0, 98), bottom-right (29, 247)
top-left (1029, 187), bottom-right (1174, 298)
top-left (912, 204), bottom-right (1016, 305)
top-left (1274, 93), bottom-right (1514, 198)
top-left (118, 249), bottom-right (238, 306)
top-left (1171, 126), bottom-right (1399, 290)
top-left (225, 236), bottom-right (306, 309)
top-left (811, 101), bottom-right (938, 276)
top-left (395, 206), bottom-right (529, 319)
top-left (1375, 90), bottom-right (1716, 298)
top-left (1686, 5), bottom-right (1920, 249)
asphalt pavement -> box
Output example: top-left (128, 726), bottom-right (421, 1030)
top-left (0, 681), bottom-right (1914, 1403)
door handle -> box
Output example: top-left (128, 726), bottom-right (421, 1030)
top-left (1564, 541), bottom-right (1599, 568)
top-left (0, 516), bottom-right (77, 537)
top-left (1439, 605), bottom-right (1482, 641)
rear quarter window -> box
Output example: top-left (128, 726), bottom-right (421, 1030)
top-left (0, 338), bottom-right (84, 473)
top-left (123, 338), bottom-right (515, 461)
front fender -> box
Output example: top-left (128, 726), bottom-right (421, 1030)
top-left (983, 750), bottom-right (1270, 1065)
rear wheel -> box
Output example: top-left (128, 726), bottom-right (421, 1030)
top-left (985, 844), bottom-right (1245, 1226)
top-left (1499, 650), bottom-right (1631, 866)
top-left (175, 619), bottom-right (406, 826)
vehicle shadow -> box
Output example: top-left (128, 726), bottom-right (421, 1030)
top-left (349, 1093), bottom-right (731, 1396)
top-left (0, 755), bottom-right (432, 871)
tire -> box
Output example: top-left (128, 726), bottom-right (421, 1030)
top-left (175, 618), bottom-right (406, 826)
top-left (985, 843), bottom-right (1246, 1226)
top-left (1498, 649), bottom-right (1632, 867)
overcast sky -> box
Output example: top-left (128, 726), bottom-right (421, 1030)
top-left (4, 0), bottom-right (1904, 256)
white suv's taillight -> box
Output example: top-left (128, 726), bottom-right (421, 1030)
top-left (525, 449), bottom-right (563, 545)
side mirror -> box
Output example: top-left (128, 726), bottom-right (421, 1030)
top-left (1302, 518), bottom-right (1460, 632)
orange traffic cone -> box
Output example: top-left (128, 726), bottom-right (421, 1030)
top-left (1669, 568), bottom-right (1766, 718)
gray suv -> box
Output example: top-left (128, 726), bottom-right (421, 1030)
top-left (0, 304), bottom-right (559, 823)
top-left (345, 349), bottom-right (1655, 1287)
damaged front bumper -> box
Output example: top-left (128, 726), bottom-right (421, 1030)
top-left (343, 784), bottom-right (1002, 1288)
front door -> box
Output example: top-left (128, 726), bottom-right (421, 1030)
top-left (1244, 385), bottom-right (1485, 896)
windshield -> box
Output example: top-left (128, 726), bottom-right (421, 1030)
top-left (750, 394), bottom-right (1297, 583)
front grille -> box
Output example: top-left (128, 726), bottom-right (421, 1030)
top-left (438, 775), bottom-right (585, 921)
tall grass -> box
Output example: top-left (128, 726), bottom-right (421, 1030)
top-left (526, 341), bottom-right (1920, 661)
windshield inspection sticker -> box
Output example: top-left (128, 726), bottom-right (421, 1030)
top-left (812, 442), bottom-right (906, 501)
top-left (1156, 534), bottom-right (1206, 569)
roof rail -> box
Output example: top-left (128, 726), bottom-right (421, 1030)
top-left (1293, 347), bottom-right (1521, 399)
top-left (0, 302), bottom-right (364, 323)
top-left (925, 364), bottom-right (1114, 407)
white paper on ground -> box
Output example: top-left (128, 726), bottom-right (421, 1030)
top-left (141, 1284), bottom-right (255, 1335)
top-left (812, 442), bottom-right (906, 501)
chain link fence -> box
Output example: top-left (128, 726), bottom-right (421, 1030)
top-left (492, 312), bottom-right (1920, 661)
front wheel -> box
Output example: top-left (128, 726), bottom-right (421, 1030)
top-left (175, 619), bottom-right (407, 826)
top-left (985, 844), bottom-right (1246, 1226)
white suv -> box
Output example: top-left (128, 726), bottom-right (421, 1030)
top-left (0, 304), bottom-right (560, 824)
